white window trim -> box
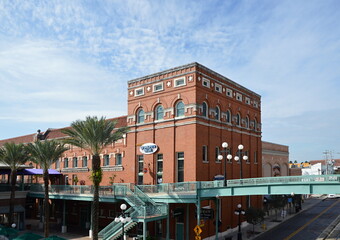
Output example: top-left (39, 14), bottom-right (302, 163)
top-left (245, 97), bottom-right (250, 105)
top-left (153, 82), bottom-right (164, 92)
top-left (215, 83), bottom-right (222, 93)
top-left (226, 88), bottom-right (233, 97)
top-left (202, 78), bottom-right (210, 88)
top-left (236, 93), bottom-right (242, 102)
top-left (135, 87), bottom-right (144, 96)
top-left (174, 77), bottom-right (186, 87)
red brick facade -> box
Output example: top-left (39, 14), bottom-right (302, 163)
top-left (0, 62), bottom-right (263, 239)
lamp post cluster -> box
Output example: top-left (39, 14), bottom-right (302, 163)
top-left (114, 203), bottom-right (132, 240)
top-left (234, 204), bottom-right (245, 240)
top-left (217, 142), bottom-right (248, 185)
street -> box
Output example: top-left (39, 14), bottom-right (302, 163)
top-left (255, 198), bottom-right (340, 240)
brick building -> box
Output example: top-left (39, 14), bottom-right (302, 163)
top-left (262, 141), bottom-right (289, 177)
top-left (0, 62), bottom-right (263, 239)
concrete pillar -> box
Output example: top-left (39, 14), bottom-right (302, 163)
top-left (61, 200), bottom-right (67, 233)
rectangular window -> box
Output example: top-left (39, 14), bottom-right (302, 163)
top-left (153, 83), bottom-right (164, 92)
top-left (137, 155), bottom-right (144, 185)
top-left (202, 78), bottom-right (210, 88)
top-left (215, 147), bottom-right (221, 162)
top-left (64, 158), bottom-right (69, 168)
top-left (115, 153), bottom-right (122, 165)
top-left (55, 159), bottom-right (60, 169)
top-left (82, 156), bottom-right (88, 167)
top-left (202, 146), bottom-right (208, 162)
top-left (215, 83), bottom-right (222, 93)
top-left (254, 151), bottom-right (258, 164)
top-left (73, 157), bottom-right (78, 168)
top-left (174, 77), bottom-right (186, 87)
top-left (103, 154), bottom-right (110, 166)
top-left (177, 152), bottom-right (184, 182)
top-left (245, 97), bottom-right (251, 105)
top-left (236, 93), bottom-right (242, 101)
top-left (156, 154), bottom-right (163, 184)
top-left (226, 89), bottom-right (233, 97)
top-left (135, 87), bottom-right (144, 96)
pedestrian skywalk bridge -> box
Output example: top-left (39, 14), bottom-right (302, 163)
top-left (28, 175), bottom-right (340, 239)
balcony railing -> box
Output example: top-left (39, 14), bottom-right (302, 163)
top-left (29, 175), bottom-right (340, 197)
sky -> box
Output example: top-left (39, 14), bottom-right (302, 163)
top-left (0, 0), bottom-right (339, 163)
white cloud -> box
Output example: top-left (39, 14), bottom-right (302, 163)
top-left (0, 0), bottom-right (340, 162)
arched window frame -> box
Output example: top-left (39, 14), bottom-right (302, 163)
top-left (137, 109), bottom-right (145, 123)
top-left (175, 101), bottom-right (185, 117)
top-left (245, 116), bottom-right (249, 128)
top-left (155, 105), bottom-right (164, 121)
top-left (226, 110), bottom-right (231, 123)
top-left (236, 113), bottom-right (241, 126)
top-left (215, 106), bottom-right (220, 120)
top-left (202, 102), bottom-right (208, 118)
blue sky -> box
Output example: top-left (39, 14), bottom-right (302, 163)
top-left (0, 0), bottom-right (339, 162)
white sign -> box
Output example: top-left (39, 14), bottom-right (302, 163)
top-left (140, 143), bottom-right (158, 154)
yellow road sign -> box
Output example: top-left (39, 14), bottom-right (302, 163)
top-left (194, 225), bottom-right (202, 235)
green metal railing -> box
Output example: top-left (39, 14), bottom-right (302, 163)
top-left (29, 175), bottom-right (340, 198)
top-left (97, 184), bottom-right (168, 239)
top-left (225, 175), bottom-right (340, 187)
top-left (99, 207), bottom-right (136, 239)
top-left (138, 181), bottom-right (198, 194)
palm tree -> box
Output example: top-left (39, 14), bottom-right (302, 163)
top-left (0, 142), bottom-right (29, 227)
top-left (26, 140), bottom-right (68, 238)
top-left (62, 116), bottom-right (129, 240)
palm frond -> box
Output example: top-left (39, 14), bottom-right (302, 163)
top-left (26, 140), bottom-right (68, 170)
top-left (62, 116), bottom-right (129, 155)
top-left (0, 142), bottom-right (30, 170)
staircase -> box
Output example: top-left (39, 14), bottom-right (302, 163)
top-left (98, 184), bottom-right (168, 240)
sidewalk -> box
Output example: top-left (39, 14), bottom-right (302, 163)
top-left (217, 195), bottom-right (325, 240)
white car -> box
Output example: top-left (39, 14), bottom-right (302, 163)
top-left (327, 194), bottom-right (336, 198)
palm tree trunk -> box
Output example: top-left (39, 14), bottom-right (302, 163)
top-left (43, 170), bottom-right (50, 238)
top-left (92, 154), bottom-right (101, 240)
top-left (9, 169), bottom-right (17, 227)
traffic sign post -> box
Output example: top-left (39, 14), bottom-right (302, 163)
top-left (194, 224), bottom-right (202, 239)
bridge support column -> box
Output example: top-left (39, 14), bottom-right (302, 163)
top-left (143, 221), bottom-right (147, 240)
top-left (61, 200), bottom-right (67, 233)
top-left (166, 205), bottom-right (170, 240)
top-left (196, 197), bottom-right (201, 226)
top-left (186, 204), bottom-right (189, 240)
top-left (215, 197), bottom-right (219, 240)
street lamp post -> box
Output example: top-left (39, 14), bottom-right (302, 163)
top-left (114, 203), bottom-right (132, 240)
top-left (234, 204), bottom-right (245, 240)
top-left (217, 142), bottom-right (233, 186)
top-left (234, 144), bottom-right (248, 179)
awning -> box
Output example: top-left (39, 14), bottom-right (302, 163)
top-left (20, 169), bottom-right (61, 175)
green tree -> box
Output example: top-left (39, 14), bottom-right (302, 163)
top-left (0, 142), bottom-right (30, 227)
top-left (62, 116), bottom-right (129, 240)
top-left (245, 207), bottom-right (265, 234)
top-left (26, 140), bottom-right (68, 237)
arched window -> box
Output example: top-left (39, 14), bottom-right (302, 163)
top-left (226, 110), bottom-right (231, 123)
top-left (137, 109), bottom-right (145, 123)
top-left (245, 116), bottom-right (249, 128)
top-left (155, 105), bottom-right (164, 120)
top-left (215, 106), bottom-right (220, 120)
top-left (175, 101), bottom-right (185, 117)
top-left (236, 113), bottom-right (241, 126)
top-left (202, 102), bottom-right (208, 117)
